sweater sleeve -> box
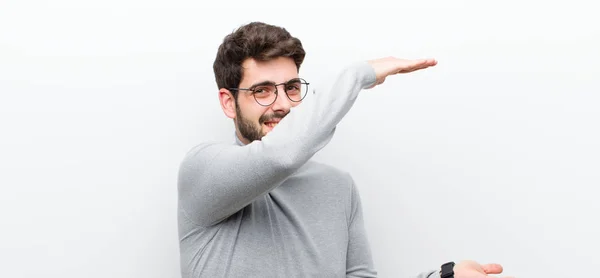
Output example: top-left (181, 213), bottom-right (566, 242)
top-left (177, 61), bottom-right (377, 227)
top-left (344, 178), bottom-right (441, 278)
top-left (345, 177), bottom-right (377, 277)
top-left (415, 270), bottom-right (440, 278)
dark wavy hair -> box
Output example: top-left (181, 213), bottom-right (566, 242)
top-left (213, 22), bottom-right (306, 97)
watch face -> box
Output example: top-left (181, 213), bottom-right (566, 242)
top-left (441, 262), bottom-right (455, 278)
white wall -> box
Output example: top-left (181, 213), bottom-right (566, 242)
top-left (1, 1), bottom-right (598, 277)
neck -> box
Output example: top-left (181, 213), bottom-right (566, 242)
top-left (235, 130), bottom-right (250, 146)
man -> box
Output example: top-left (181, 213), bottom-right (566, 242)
top-left (178, 22), bottom-right (510, 278)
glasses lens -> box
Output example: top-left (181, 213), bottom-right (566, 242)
top-left (253, 84), bottom-right (277, 106)
top-left (285, 79), bottom-right (308, 102)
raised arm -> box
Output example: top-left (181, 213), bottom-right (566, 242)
top-left (178, 58), bottom-right (437, 227)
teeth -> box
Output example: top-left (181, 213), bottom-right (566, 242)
top-left (265, 122), bottom-right (278, 128)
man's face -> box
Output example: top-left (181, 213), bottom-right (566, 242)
top-left (233, 57), bottom-right (302, 143)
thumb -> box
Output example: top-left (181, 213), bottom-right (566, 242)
top-left (481, 263), bottom-right (503, 274)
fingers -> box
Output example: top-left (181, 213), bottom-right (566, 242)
top-left (397, 58), bottom-right (437, 73)
top-left (412, 58), bottom-right (437, 68)
top-left (482, 263), bottom-right (504, 274)
top-left (365, 56), bottom-right (437, 89)
top-left (484, 263), bottom-right (513, 278)
top-left (414, 58), bottom-right (437, 70)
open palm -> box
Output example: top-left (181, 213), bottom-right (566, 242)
top-left (366, 56), bottom-right (437, 88)
top-left (454, 260), bottom-right (514, 278)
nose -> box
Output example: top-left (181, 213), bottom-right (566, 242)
top-left (270, 85), bottom-right (292, 112)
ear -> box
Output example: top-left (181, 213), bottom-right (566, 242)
top-left (219, 89), bottom-right (237, 119)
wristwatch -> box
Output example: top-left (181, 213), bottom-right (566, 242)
top-left (440, 262), bottom-right (455, 278)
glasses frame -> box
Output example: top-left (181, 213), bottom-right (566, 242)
top-left (228, 78), bottom-right (310, 107)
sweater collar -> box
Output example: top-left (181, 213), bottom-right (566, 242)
top-left (234, 132), bottom-right (246, 146)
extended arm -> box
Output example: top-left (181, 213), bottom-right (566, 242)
top-left (178, 57), bottom-right (437, 227)
top-left (178, 61), bottom-right (376, 226)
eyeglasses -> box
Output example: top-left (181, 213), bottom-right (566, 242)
top-left (229, 78), bottom-right (310, 106)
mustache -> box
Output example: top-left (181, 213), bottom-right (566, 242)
top-left (259, 111), bottom-right (289, 124)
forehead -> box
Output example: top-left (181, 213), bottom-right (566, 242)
top-left (239, 57), bottom-right (298, 87)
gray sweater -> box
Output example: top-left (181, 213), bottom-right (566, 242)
top-left (177, 61), bottom-right (440, 278)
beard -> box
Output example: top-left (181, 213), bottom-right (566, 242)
top-left (235, 104), bottom-right (288, 142)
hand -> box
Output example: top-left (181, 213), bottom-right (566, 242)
top-left (366, 57), bottom-right (437, 88)
top-left (454, 260), bottom-right (514, 278)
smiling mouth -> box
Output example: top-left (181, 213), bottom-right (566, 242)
top-left (263, 118), bottom-right (282, 129)
top-left (264, 122), bottom-right (279, 128)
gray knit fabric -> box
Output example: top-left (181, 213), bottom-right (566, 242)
top-left (177, 61), bottom-right (440, 278)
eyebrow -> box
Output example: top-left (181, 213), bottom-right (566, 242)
top-left (247, 78), bottom-right (300, 89)
top-left (247, 80), bottom-right (275, 88)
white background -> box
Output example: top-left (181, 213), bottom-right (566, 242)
top-left (1, 1), bottom-right (599, 277)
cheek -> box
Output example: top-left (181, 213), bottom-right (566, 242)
top-left (239, 101), bottom-right (269, 124)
